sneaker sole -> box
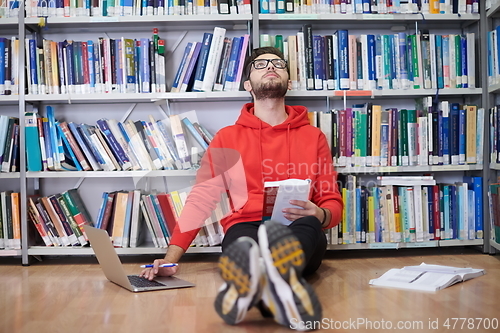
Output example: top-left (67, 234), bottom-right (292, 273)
top-left (214, 237), bottom-right (261, 325)
top-left (258, 220), bottom-right (322, 328)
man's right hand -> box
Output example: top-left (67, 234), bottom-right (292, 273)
top-left (140, 259), bottom-right (179, 280)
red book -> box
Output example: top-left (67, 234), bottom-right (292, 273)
top-left (156, 193), bottom-right (178, 235)
top-left (432, 185), bottom-right (441, 240)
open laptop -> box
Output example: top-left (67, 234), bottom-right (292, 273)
top-left (84, 225), bottom-right (195, 292)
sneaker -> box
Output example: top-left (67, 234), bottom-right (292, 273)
top-left (214, 236), bottom-right (262, 325)
top-left (258, 220), bottom-right (322, 330)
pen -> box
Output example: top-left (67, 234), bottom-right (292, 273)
top-left (140, 263), bottom-right (178, 268)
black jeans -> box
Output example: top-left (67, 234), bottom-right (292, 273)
top-left (221, 216), bottom-right (327, 276)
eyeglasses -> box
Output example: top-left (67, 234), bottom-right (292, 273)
top-left (250, 58), bottom-right (287, 70)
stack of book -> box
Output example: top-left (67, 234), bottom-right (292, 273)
top-left (0, 191), bottom-right (21, 250)
top-left (25, 107), bottom-right (213, 172)
top-left (258, 0), bottom-right (479, 15)
top-left (171, 27), bottom-right (250, 92)
top-left (94, 189), bottom-right (226, 248)
top-left (0, 115), bottom-right (20, 173)
top-left (0, 36), bottom-right (19, 96)
top-left (309, 98), bottom-right (484, 168)
top-left (28, 189), bottom-right (92, 247)
top-left (25, 29), bottom-right (167, 95)
top-left (24, 0), bottom-right (252, 18)
top-left (261, 27), bottom-right (476, 91)
top-left (334, 175), bottom-right (483, 245)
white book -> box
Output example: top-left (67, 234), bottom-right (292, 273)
top-left (263, 179), bottom-right (311, 226)
top-left (140, 199), bottom-right (160, 248)
top-left (429, 33), bottom-right (437, 89)
top-left (200, 27), bottom-right (226, 92)
top-left (449, 34), bottom-right (457, 88)
top-left (466, 32), bottom-right (475, 88)
top-left (413, 185), bottom-right (424, 242)
top-left (369, 263), bottom-right (485, 292)
top-left (296, 32), bottom-right (307, 91)
top-left (128, 190), bottom-right (143, 248)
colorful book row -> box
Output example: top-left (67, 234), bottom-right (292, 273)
top-left (259, 0), bottom-right (479, 15)
top-left (310, 99), bottom-right (484, 168)
top-left (171, 27), bottom-right (249, 92)
top-left (336, 175), bottom-right (483, 245)
top-left (262, 28), bottom-right (476, 91)
top-left (23, 0), bottom-right (252, 18)
top-left (94, 189), bottom-right (226, 248)
top-left (0, 191), bottom-right (21, 250)
top-left (25, 29), bottom-right (167, 95)
top-left (28, 189), bottom-right (92, 247)
top-left (25, 107), bottom-right (212, 172)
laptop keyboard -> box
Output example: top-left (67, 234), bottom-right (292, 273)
top-left (128, 275), bottom-right (166, 288)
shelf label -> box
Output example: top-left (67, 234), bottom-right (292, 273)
top-left (90, 17), bottom-right (119, 22)
top-left (278, 14), bottom-right (318, 20)
top-left (333, 90), bottom-right (373, 96)
top-left (362, 14), bottom-right (394, 20)
top-left (404, 241), bottom-right (437, 248)
top-left (369, 243), bottom-right (399, 249)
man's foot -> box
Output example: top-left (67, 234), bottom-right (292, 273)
top-left (214, 236), bottom-right (261, 325)
top-left (258, 220), bottom-right (322, 330)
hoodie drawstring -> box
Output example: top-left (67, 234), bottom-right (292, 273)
top-left (287, 123), bottom-right (291, 179)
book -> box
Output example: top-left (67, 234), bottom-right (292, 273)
top-left (262, 178), bottom-right (311, 226)
top-left (369, 262), bottom-right (485, 292)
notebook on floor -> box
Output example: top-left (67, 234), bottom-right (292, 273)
top-left (84, 225), bottom-right (195, 292)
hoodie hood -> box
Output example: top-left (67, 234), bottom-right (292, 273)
top-left (235, 103), bottom-right (311, 129)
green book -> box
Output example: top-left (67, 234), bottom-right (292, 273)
top-left (410, 34), bottom-right (420, 89)
top-left (455, 35), bottom-right (462, 88)
top-left (274, 35), bottom-right (283, 54)
top-left (399, 109), bottom-right (409, 166)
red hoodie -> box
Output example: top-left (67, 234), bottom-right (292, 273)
top-left (169, 103), bottom-right (344, 251)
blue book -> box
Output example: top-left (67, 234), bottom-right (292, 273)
top-left (495, 27), bottom-right (500, 79)
top-left (56, 122), bottom-right (82, 171)
top-left (313, 35), bottom-right (325, 91)
top-left (336, 30), bottom-right (349, 90)
top-left (375, 35), bottom-right (383, 90)
top-left (78, 124), bottom-right (106, 166)
top-left (26, 39), bottom-right (38, 94)
top-left (96, 119), bottom-right (131, 170)
top-left (449, 103), bottom-right (460, 164)
top-left (461, 35), bottom-right (468, 88)
top-left (139, 38), bottom-right (150, 93)
top-left (181, 117), bottom-right (208, 150)
top-left (25, 112), bottom-right (43, 172)
top-left (150, 194), bottom-right (170, 239)
top-left (355, 187), bottom-right (361, 243)
top-left (46, 106), bottom-right (63, 170)
top-left (171, 42), bottom-right (193, 92)
top-left (192, 33), bottom-right (213, 92)
top-left (0, 38), bottom-right (5, 95)
top-left (260, 0), bottom-right (269, 13)
top-left (223, 36), bottom-right (242, 91)
top-left (95, 192), bottom-right (109, 229)
top-left (63, 40), bottom-right (76, 94)
top-left (458, 108), bottom-right (466, 164)
top-left (457, 183), bottom-right (466, 239)
top-left (449, 185), bottom-right (457, 239)
top-left (443, 185), bottom-right (451, 239)
top-left (367, 34), bottom-right (376, 90)
top-left (397, 33), bottom-right (408, 90)
top-left (179, 42), bottom-right (202, 93)
top-left (442, 35), bottom-right (450, 87)
top-left (488, 31), bottom-right (493, 82)
top-left (435, 35), bottom-right (444, 89)
top-left (68, 122), bottom-right (101, 171)
top-left (463, 176), bottom-right (483, 239)
top-left (442, 103), bottom-right (450, 165)
top-left (406, 35), bottom-right (414, 85)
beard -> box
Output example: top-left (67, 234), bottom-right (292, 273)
top-left (250, 78), bottom-right (288, 100)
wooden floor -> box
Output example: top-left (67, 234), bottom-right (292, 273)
top-left (1, 247), bottom-right (500, 333)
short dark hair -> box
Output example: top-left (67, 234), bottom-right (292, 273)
top-left (243, 46), bottom-right (288, 80)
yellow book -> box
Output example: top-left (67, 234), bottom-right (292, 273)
top-left (429, 0), bottom-right (440, 14)
top-left (466, 105), bottom-right (477, 164)
top-left (169, 190), bottom-right (185, 218)
top-left (50, 41), bottom-right (59, 94)
top-left (371, 105), bottom-right (382, 166)
top-left (368, 193), bottom-right (375, 243)
top-left (11, 192), bottom-right (21, 249)
top-left (111, 191), bottom-right (129, 248)
top-left (342, 187), bottom-right (348, 244)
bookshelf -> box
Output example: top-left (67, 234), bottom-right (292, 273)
top-left (0, 2), bottom-right (492, 264)
top-left (487, 0), bottom-right (500, 253)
